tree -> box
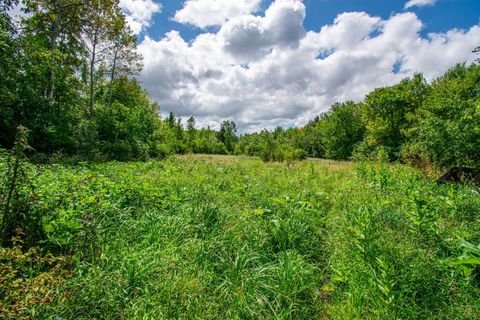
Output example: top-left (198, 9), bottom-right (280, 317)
top-left (301, 121), bottom-right (324, 158)
top-left (187, 116), bottom-right (196, 132)
top-left (0, 0), bottom-right (156, 161)
top-left (81, 0), bottom-right (121, 115)
top-left (23, 0), bottom-right (85, 106)
top-left (403, 63), bottom-right (480, 169)
top-left (359, 73), bottom-right (429, 160)
top-left (2, 0), bottom-right (86, 153)
top-left (107, 28), bottom-right (142, 106)
top-left (0, 0), bottom-right (21, 148)
top-left (95, 76), bottom-right (162, 160)
top-left (317, 101), bottom-right (365, 160)
top-left (186, 116), bottom-right (196, 147)
top-left (218, 120), bottom-right (237, 153)
top-left (166, 112), bottom-right (176, 128)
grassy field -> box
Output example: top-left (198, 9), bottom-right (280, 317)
top-left (2, 155), bottom-right (480, 319)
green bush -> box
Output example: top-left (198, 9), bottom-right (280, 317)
top-left (403, 64), bottom-right (480, 169)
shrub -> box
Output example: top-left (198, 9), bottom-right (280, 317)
top-left (1, 126), bottom-right (45, 247)
top-left (0, 230), bottom-right (72, 319)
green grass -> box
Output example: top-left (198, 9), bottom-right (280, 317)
top-left (3, 155), bottom-right (480, 319)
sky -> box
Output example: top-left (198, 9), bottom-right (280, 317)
top-left (19, 0), bottom-right (480, 132)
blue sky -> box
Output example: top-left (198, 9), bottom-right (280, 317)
top-left (144, 0), bottom-right (480, 41)
top-left (117, 0), bottom-right (480, 131)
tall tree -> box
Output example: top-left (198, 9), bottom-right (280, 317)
top-left (317, 101), bottom-right (365, 160)
top-left (0, 0), bottom-right (20, 147)
top-left (23, 0), bottom-right (85, 106)
top-left (106, 13), bottom-right (142, 106)
top-left (82, 0), bottom-right (116, 115)
top-left (218, 120), bottom-right (237, 153)
top-left (166, 112), bottom-right (176, 128)
top-left (187, 116), bottom-right (196, 132)
top-left (186, 116), bottom-right (196, 144)
top-left (4, 0), bottom-right (87, 152)
top-left (360, 73), bottom-right (429, 160)
top-left (81, 0), bottom-right (139, 115)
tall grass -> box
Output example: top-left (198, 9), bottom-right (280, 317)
top-left (1, 154), bottom-right (479, 319)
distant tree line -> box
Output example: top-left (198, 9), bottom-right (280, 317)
top-left (238, 64), bottom-right (479, 170)
top-left (1, 2), bottom-right (479, 169)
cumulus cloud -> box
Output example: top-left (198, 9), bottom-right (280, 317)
top-left (119, 0), bottom-right (161, 34)
top-left (138, 0), bottom-right (480, 132)
top-left (173, 0), bottom-right (262, 28)
top-left (404, 0), bottom-right (437, 9)
top-left (218, 0), bottom-right (305, 62)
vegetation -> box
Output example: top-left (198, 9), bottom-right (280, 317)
top-left (1, 1), bottom-right (479, 318)
top-left (402, 64), bottom-right (480, 169)
top-left (2, 2), bottom-right (479, 169)
top-left (1, 154), bottom-right (479, 319)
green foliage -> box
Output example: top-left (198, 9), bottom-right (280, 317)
top-left (316, 101), bottom-right (365, 160)
top-left (0, 0), bottom-right (153, 161)
top-left (358, 73), bottom-right (429, 161)
top-left (2, 0), bottom-right (477, 170)
top-left (0, 0), bottom-right (478, 172)
top-left (192, 128), bottom-right (228, 154)
top-left (403, 64), bottom-right (480, 169)
top-left (300, 117), bottom-right (324, 158)
top-left (0, 1), bottom-right (21, 148)
top-left (450, 240), bottom-right (480, 280)
top-left (218, 120), bottom-right (238, 153)
top-left (328, 163), bottom-right (480, 318)
top-left (94, 77), bottom-right (163, 161)
top-left (1, 127), bottom-right (45, 247)
top-left (237, 128), bottom-right (306, 163)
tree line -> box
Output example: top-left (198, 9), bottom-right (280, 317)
top-left (1, 1), bottom-right (479, 170)
top-left (238, 63), bottom-right (480, 170)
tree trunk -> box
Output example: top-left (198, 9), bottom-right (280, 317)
top-left (47, 7), bottom-right (61, 106)
top-left (108, 43), bottom-right (119, 106)
top-left (89, 29), bottom-right (98, 116)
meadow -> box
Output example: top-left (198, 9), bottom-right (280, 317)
top-left (1, 155), bottom-right (480, 319)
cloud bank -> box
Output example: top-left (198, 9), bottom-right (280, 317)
top-left (138, 0), bottom-right (479, 132)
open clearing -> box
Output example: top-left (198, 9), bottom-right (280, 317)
top-left (4, 155), bottom-right (480, 319)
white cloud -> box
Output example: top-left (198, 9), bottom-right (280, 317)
top-left (404, 0), bottom-right (437, 9)
top-left (138, 0), bottom-right (480, 132)
top-left (218, 0), bottom-right (305, 62)
top-left (119, 0), bottom-right (161, 34)
top-left (173, 0), bottom-right (262, 28)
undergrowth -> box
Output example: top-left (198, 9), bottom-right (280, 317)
top-left (0, 154), bottom-right (479, 319)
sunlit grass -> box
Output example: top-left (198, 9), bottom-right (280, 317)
top-left (7, 155), bottom-right (480, 319)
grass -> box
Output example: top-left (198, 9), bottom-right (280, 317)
top-left (2, 154), bottom-right (480, 319)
